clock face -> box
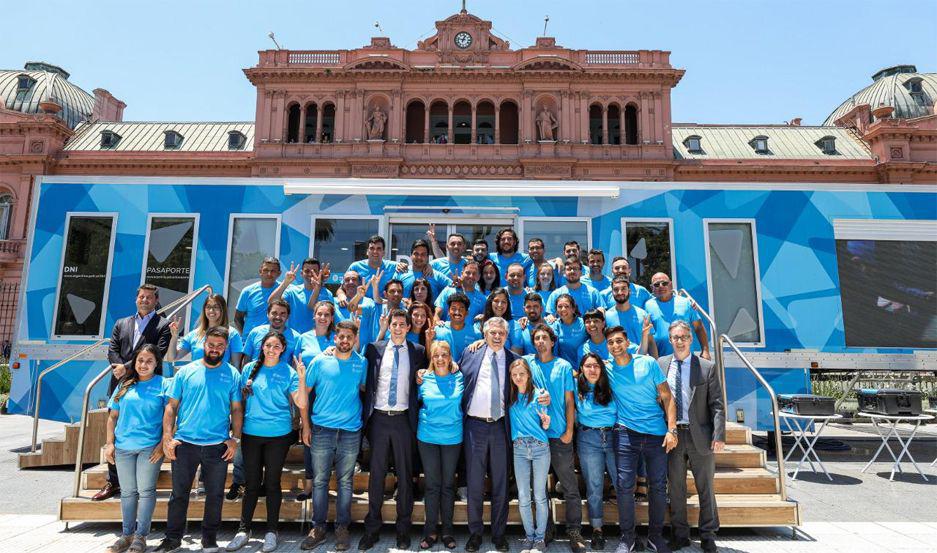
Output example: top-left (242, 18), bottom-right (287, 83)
top-left (454, 31), bottom-right (473, 49)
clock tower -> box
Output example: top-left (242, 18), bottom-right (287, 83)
top-left (416, 7), bottom-right (509, 64)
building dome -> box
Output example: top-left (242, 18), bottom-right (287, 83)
top-left (823, 64), bottom-right (936, 125)
top-left (0, 62), bottom-right (95, 128)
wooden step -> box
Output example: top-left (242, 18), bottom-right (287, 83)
top-left (555, 494), bottom-right (800, 527)
top-left (19, 409), bottom-right (109, 469)
top-left (725, 423), bottom-right (751, 445)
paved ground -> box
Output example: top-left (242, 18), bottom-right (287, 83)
top-left (2, 414), bottom-right (936, 552)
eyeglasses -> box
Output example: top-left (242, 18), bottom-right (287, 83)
top-left (670, 335), bottom-right (691, 342)
top-left (651, 281), bottom-right (671, 288)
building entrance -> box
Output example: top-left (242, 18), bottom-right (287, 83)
top-left (388, 217), bottom-right (514, 263)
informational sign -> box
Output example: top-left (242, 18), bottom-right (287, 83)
top-left (53, 215), bottom-right (116, 337)
top-left (143, 217), bottom-right (196, 329)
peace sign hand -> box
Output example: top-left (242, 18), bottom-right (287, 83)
top-left (426, 223), bottom-right (437, 241)
top-left (284, 261), bottom-right (298, 285)
top-left (424, 325), bottom-right (436, 344)
top-left (293, 355), bottom-right (306, 378)
top-left (320, 263), bottom-right (331, 283)
top-left (169, 315), bottom-right (182, 336)
top-left (642, 315), bottom-right (653, 335)
top-left (450, 271), bottom-right (462, 289)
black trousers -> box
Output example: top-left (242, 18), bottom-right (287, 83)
top-left (364, 412), bottom-right (415, 534)
top-left (239, 431), bottom-right (294, 533)
top-left (549, 437), bottom-right (583, 532)
top-left (166, 442), bottom-right (228, 543)
top-left (417, 440), bottom-right (461, 537)
top-left (464, 417), bottom-right (510, 537)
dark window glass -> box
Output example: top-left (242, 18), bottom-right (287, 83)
top-left (226, 217), bottom-right (278, 317)
top-left (54, 216), bottom-right (115, 336)
top-left (390, 222), bottom-right (446, 263)
top-left (144, 217), bottom-right (196, 329)
top-left (313, 218), bottom-right (379, 289)
top-left (625, 221), bottom-right (673, 289)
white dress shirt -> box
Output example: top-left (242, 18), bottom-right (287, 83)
top-left (467, 347), bottom-right (506, 419)
top-left (375, 340), bottom-right (410, 411)
top-left (133, 311), bottom-right (156, 348)
top-left (667, 355), bottom-right (692, 424)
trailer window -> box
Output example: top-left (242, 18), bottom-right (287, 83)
top-left (705, 221), bottom-right (764, 345)
top-left (224, 216), bottom-right (280, 318)
top-left (53, 215), bottom-right (118, 338)
top-left (142, 216), bottom-right (197, 331)
top-left (621, 219), bottom-right (675, 289)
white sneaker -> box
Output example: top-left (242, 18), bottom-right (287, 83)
top-left (225, 531), bottom-right (250, 551)
top-left (457, 486), bottom-right (468, 501)
top-left (261, 532), bottom-right (278, 552)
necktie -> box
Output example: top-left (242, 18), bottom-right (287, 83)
top-left (388, 345), bottom-right (402, 408)
top-left (489, 351), bottom-right (501, 419)
top-left (674, 359), bottom-right (684, 422)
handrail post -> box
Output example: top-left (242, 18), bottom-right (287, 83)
top-left (677, 289), bottom-right (727, 410)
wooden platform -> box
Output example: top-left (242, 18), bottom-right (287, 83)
top-left (18, 409), bottom-right (109, 469)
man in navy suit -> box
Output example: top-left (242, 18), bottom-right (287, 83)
top-left (358, 308), bottom-right (428, 551)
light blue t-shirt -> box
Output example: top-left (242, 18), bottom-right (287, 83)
top-left (397, 268), bottom-right (452, 298)
top-left (434, 286), bottom-right (487, 322)
top-left (509, 390), bottom-right (548, 442)
top-left (525, 355), bottom-right (574, 439)
top-left (553, 317), bottom-right (587, 367)
top-left (576, 384), bottom-right (617, 429)
top-left (282, 285), bottom-right (334, 334)
top-left (107, 375), bottom-right (168, 450)
top-left (507, 289), bottom-right (528, 320)
top-left (582, 274), bottom-right (612, 292)
top-left (334, 296), bottom-right (377, 351)
top-left (304, 352), bottom-right (368, 431)
top-left (644, 295), bottom-right (701, 356)
top-left (607, 355), bottom-right (668, 435)
top-left (179, 326), bottom-right (244, 365)
top-left (236, 282), bottom-right (278, 337)
top-left (434, 322), bottom-right (481, 362)
top-left (515, 319), bottom-right (550, 356)
top-left (605, 304), bottom-right (649, 347)
top-left (547, 283), bottom-right (602, 315)
top-left (242, 324), bottom-right (302, 364)
top-left (240, 361), bottom-right (299, 438)
top-left (347, 259), bottom-right (398, 298)
top-left (489, 252), bottom-right (532, 287)
top-left (579, 338), bottom-right (609, 363)
top-left (430, 257), bottom-right (466, 278)
top-left (417, 372), bottom-right (465, 445)
top-left (602, 283), bottom-right (652, 310)
top-left (168, 361), bottom-right (242, 445)
top-left (299, 331), bottom-right (334, 357)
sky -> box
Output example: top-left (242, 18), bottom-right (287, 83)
top-left (3, 0), bottom-right (935, 125)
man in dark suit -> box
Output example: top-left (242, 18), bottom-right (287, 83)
top-left (92, 283), bottom-right (172, 501)
top-left (358, 308), bottom-right (428, 551)
top-left (460, 316), bottom-right (518, 553)
top-left (659, 320), bottom-right (726, 553)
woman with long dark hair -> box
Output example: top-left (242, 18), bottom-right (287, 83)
top-left (227, 332), bottom-right (307, 552)
top-left (167, 294), bottom-right (244, 367)
top-left (575, 352), bottom-right (617, 549)
top-left (104, 344), bottom-right (167, 553)
top-left (408, 277), bottom-right (436, 310)
top-left (473, 287), bottom-right (522, 352)
top-left (554, 293), bottom-right (587, 366)
top-left (297, 300), bottom-right (336, 357)
top-left (533, 262), bottom-right (558, 306)
top-left (407, 301), bottom-right (435, 347)
top-left (479, 260), bottom-right (501, 294)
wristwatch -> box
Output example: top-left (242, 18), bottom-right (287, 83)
top-left (231, 436), bottom-right (241, 445)
top-left (668, 428), bottom-right (678, 437)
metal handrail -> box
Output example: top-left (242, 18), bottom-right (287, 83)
top-left (677, 288), bottom-right (727, 409)
top-left (720, 334), bottom-right (789, 501)
top-left (72, 284), bottom-right (212, 497)
top-left (30, 284), bottom-right (212, 452)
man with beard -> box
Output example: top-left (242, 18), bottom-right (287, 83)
top-left (434, 260), bottom-right (486, 323)
top-left (397, 239), bottom-right (452, 298)
top-left (240, 299), bottom-right (302, 368)
top-left (605, 276), bottom-right (657, 357)
top-left (154, 327), bottom-right (242, 553)
top-left (333, 271), bottom-right (377, 351)
top-left (430, 231), bottom-right (468, 278)
top-left (645, 273), bottom-right (709, 360)
top-left (600, 257), bottom-right (652, 310)
top-left (581, 249), bottom-right (611, 292)
top-left (434, 293), bottom-right (481, 361)
top-left (505, 263), bottom-right (529, 320)
top-left (489, 228), bottom-right (532, 287)
top-left (546, 256), bottom-right (602, 316)
top-left (471, 238), bottom-right (489, 264)
top-left (516, 293), bottom-right (548, 356)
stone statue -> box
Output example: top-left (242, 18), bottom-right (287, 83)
top-left (366, 107), bottom-right (387, 140)
top-left (536, 106), bottom-right (558, 141)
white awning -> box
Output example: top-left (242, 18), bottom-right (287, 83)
top-left (283, 178), bottom-right (620, 197)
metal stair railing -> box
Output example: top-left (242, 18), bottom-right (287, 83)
top-left (70, 284), bottom-right (213, 497)
top-left (676, 288), bottom-right (727, 408)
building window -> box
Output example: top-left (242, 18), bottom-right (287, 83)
top-left (834, 220), bottom-right (937, 348)
top-left (100, 130), bottom-right (121, 149)
top-left (705, 221), bottom-right (764, 345)
top-left (0, 195), bottom-right (12, 241)
top-left (749, 135), bottom-right (770, 154)
top-left (814, 136), bottom-right (837, 155)
top-left (311, 217), bottom-right (381, 289)
top-left (53, 214), bottom-right (118, 338)
top-left (142, 215), bottom-right (198, 331)
top-left (228, 131), bottom-right (247, 150)
top-left (164, 130), bottom-right (184, 149)
top-left (621, 219), bottom-right (675, 289)
top-left (14, 75), bottom-right (34, 102)
top-left (904, 77), bottom-right (924, 94)
top-left (225, 216), bottom-right (280, 317)
top-left (683, 135), bottom-right (703, 154)
top-left (286, 103), bottom-right (301, 143)
top-left (624, 104), bottom-right (639, 145)
top-left (520, 218), bottom-right (590, 260)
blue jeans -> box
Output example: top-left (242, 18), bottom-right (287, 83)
top-left (310, 425), bottom-right (360, 528)
top-left (615, 426), bottom-right (668, 545)
top-left (115, 445), bottom-right (163, 537)
top-left (577, 427), bottom-right (617, 528)
top-left (513, 437), bottom-right (551, 541)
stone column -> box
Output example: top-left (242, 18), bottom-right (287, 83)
top-left (335, 90), bottom-right (346, 142)
top-left (273, 91), bottom-right (286, 142)
top-left (470, 102), bottom-right (478, 144)
top-left (262, 90), bottom-right (273, 142)
top-left (389, 90), bottom-right (401, 141)
top-left (579, 92), bottom-right (589, 143)
top-left (601, 105), bottom-right (609, 145)
top-left (652, 91), bottom-right (662, 143)
top-left (640, 92), bottom-right (650, 144)
top-left (560, 91), bottom-right (570, 142)
top-left (423, 104), bottom-right (430, 143)
top-left (315, 103), bottom-right (324, 143)
top-left (619, 105), bottom-right (626, 145)
top-left (354, 90), bottom-right (365, 141)
top-left (521, 91), bottom-right (533, 142)
top-left (447, 103), bottom-right (454, 144)
top-left (494, 103), bottom-right (501, 144)
top-left (298, 104), bottom-right (306, 143)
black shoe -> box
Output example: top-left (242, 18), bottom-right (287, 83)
top-left (258, 486), bottom-right (266, 498)
top-left (700, 538), bottom-right (717, 553)
top-left (152, 538), bottom-right (182, 553)
top-left (492, 535), bottom-right (509, 552)
top-left (465, 533), bottom-right (483, 552)
top-left (225, 483), bottom-right (243, 500)
top-left (201, 538), bottom-right (220, 553)
top-left (591, 528), bottom-right (606, 550)
top-left (645, 534), bottom-right (671, 553)
top-left (357, 533), bottom-right (380, 551)
top-left (396, 533), bottom-right (411, 549)
top-left (568, 530), bottom-right (587, 553)
top-left (668, 536), bottom-right (691, 550)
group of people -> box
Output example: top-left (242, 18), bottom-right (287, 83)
top-left (96, 226), bottom-right (725, 553)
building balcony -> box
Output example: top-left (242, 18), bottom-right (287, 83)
top-left (0, 240), bottom-right (25, 263)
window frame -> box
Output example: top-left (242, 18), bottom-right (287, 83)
top-left (619, 217), bottom-right (677, 289)
top-left (308, 214), bottom-right (385, 259)
top-left (51, 212), bottom-right (120, 340)
top-left (0, 194), bottom-right (13, 241)
top-left (750, 135), bottom-right (769, 154)
top-left (683, 135), bottom-right (703, 154)
top-left (100, 131), bottom-right (121, 149)
top-left (702, 218), bottom-right (766, 347)
top-left (228, 131), bottom-right (247, 150)
top-left (163, 130), bottom-right (184, 150)
top-left (518, 216), bottom-right (592, 253)
top-left (222, 214), bottom-right (282, 311)
top-left (139, 213), bottom-right (200, 332)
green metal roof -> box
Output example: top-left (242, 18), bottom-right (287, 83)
top-left (824, 65), bottom-right (937, 125)
top-left (672, 125), bottom-right (872, 160)
top-left (0, 63), bottom-right (94, 128)
top-left (65, 121), bottom-right (254, 151)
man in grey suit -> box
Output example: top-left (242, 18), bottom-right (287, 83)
top-left (659, 320), bottom-right (725, 553)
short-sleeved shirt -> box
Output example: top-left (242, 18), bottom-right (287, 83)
top-left (489, 252), bottom-right (533, 287)
top-left (298, 331), bottom-right (334, 357)
top-left (604, 304), bottom-right (650, 346)
top-left (304, 352), bottom-right (368, 431)
top-left (507, 290), bottom-right (528, 321)
top-left (347, 259), bottom-right (398, 298)
top-left (240, 361), bottom-right (299, 437)
top-left (515, 319), bottom-right (550, 356)
top-left (644, 295), bottom-right (701, 356)
top-left (547, 283), bottom-right (602, 315)
top-left (434, 322), bottom-right (481, 362)
top-left (509, 390), bottom-right (548, 442)
top-left (575, 384), bottom-right (617, 429)
top-left (282, 285), bottom-right (334, 334)
top-left (435, 286), bottom-right (487, 322)
top-left (602, 283), bottom-right (652, 310)
top-left (168, 361), bottom-right (242, 445)
top-left (334, 296), bottom-right (377, 351)
top-left (236, 282), bottom-right (278, 337)
top-left (397, 268), bottom-right (452, 298)
top-left (107, 376), bottom-right (168, 450)
top-left (579, 339), bottom-right (609, 363)
top-left (430, 257), bottom-right (467, 279)
top-left (607, 355), bottom-right (668, 435)
top-left (417, 372), bottom-right (465, 445)
top-left (526, 355), bottom-right (574, 439)
top-left (552, 317), bottom-right (587, 367)
top-left (242, 324), bottom-right (302, 364)
top-left (582, 274), bottom-right (612, 292)
top-left (180, 326), bottom-right (243, 365)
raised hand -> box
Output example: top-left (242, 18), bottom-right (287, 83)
top-left (356, 284), bottom-right (368, 299)
top-left (538, 409), bottom-right (551, 430)
top-left (424, 325), bottom-right (436, 344)
top-left (320, 263), bottom-right (331, 283)
top-left (284, 261), bottom-right (298, 285)
top-left (307, 268), bottom-right (321, 288)
top-left (169, 316), bottom-right (182, 336)
top-left (293, 355), bottom-right (306, 379)
top-left (642, 315), bottom-right (653, 335)
top-left (426, 223), bottom-right (437, 242)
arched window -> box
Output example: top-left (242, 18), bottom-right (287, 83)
top-left (476, 101), bottom-right (495, 144)
top-left (406, 100), bottom-right (426, 143)
top-left (304, 103), bottom-right (318, 143)
top-left (453, 101), bottom-right (472, 144)
top-left (286, 103), bottom-right (301, 143)
top-left (589, 104), bottom-right (603, 144)
top-left (607, 104), bottom-right (622, 145)
top-left (0, 195), bottom-right (12, 241)
top-left (429, 100), bottom-right (448, 143)
top-left (624, 104), bottom-right (639, 145)
top-left (320, 104), bottom-right (335, 143)
top-left (499, 100), bottom-right (519, 144)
